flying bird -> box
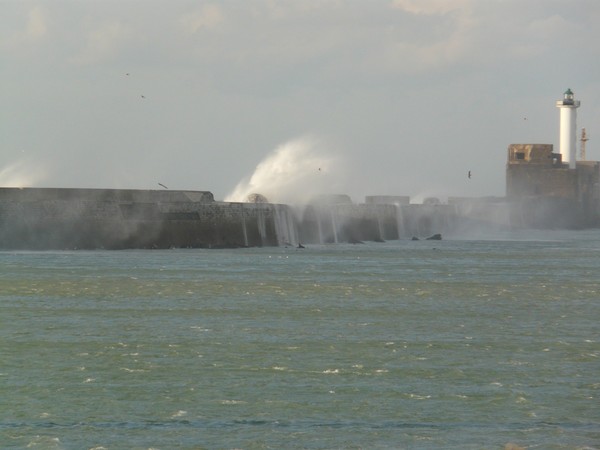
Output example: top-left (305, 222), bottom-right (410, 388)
top-left (468, 170), bottom-right (472, 179)
top-left (158, 183), bottom-right (168, 189)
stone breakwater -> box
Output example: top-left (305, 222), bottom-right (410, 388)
top-left (0, 187), bottom-right (592, 249)
top-left (0, 188), bottom-right (283, 249)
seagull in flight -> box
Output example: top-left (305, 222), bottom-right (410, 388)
top-left (158, 183), bottom-right (168, 189)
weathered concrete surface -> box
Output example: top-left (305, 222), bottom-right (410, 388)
top-left (0, 188), bottom-right (282, 249)
top-left (0, 187), bottom-right (215, 203)
top-left (506, 144), bottom-right (600, 228)
top-left (295, 201), bottom-right (461, 244)
top-left (2, 179), bottom-right (599, 250)
top-left (0, 187), bottom-right (481, 249)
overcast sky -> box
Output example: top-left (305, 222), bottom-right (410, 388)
top-left (2, 0), bottom-right (599, 203)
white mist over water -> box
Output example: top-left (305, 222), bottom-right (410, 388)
top-left (225, 136), bottom-right (347, 204)
top-left (0, 159), bottom-right (47, 187)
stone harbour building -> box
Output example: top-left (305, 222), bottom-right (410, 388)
top-left (505, 89), bottom-right (600, 228)
top-left (506, 143), bottom-right (600, 228)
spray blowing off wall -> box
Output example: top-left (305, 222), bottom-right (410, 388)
top-left (225, 135), bottom-right (346, 206)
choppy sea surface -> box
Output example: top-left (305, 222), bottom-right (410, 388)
top-left (1, 230), bottom-right (599, 450)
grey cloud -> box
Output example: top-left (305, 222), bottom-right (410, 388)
top-left (1, 0), bottom-right (599, 201)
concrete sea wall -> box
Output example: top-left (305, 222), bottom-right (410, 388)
top-left (1, 187), bottom-right (594, 250)
top-left (0, 187), bottom-right (464, 249)
top-left (296, 203), bottom-right (460, 243)
top-left (0, 188), bottom-right (286, 249)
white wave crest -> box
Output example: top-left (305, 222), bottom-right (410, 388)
top-left (0, 159), bottom-right (47, 187)
top-left (225, 135), bottom-right (346, 204)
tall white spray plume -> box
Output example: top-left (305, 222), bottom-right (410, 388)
top-left (0, 159), bottom-right (47, 187)
top-left (225, 135), bottom-right (346, 204)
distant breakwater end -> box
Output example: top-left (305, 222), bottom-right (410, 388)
top-left (0, 188), bottom-right (596, 250)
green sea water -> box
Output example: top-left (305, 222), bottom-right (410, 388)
top-left (1, 231), bottom-right (599, 449)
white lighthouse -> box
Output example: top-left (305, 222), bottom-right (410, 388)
top-left (555, 88), bottom-right (580, 169)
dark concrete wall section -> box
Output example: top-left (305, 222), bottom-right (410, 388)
top-left (0, 187), bottom-right (215, 203)
top-left (296, 203), bottom-right (461, 243)
top-left (1, 186), bottom-right (599, 249)
top-left (0, 189), bottom-right (279, 249)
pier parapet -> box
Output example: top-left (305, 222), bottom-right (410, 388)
top-left (0, 188), bottom-right (282, 249)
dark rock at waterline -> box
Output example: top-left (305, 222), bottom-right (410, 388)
top-left (426, 234), bottom-right (442, 240)
top-left (348, 238), bottom-right (364, 244)
top-left (207, 242), bottom-right (249, 249)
